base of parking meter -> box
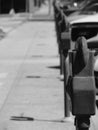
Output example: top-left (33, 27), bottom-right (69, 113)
top-left (75, 115), bottom-right (90, 130)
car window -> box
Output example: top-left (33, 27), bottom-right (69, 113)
top-left (84, 5), bottom-right (98, 12)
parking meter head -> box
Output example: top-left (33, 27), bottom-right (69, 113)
top-left (70, 37), bottom-right (96, 115)
top-left (72, 37), bottom-right (90, 76)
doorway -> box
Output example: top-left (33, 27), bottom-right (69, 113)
top-left (14, 0), bottom-right (26, 13)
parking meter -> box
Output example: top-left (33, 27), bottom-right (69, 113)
top-left (53, 2), bottom-right (71, 75)
top-left (66, 36), bottom-right (96, 130)
top-left (68, 18), bottom-right (97, 129)
top-left (71, 37), bottom-right (96, 115)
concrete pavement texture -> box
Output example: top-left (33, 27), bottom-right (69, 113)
top-left (0, 15), bottom-right (76, 130)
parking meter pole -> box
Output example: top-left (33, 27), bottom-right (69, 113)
top-left (64, 91), bottom-right (70, 117)
top-left (64, 58), bottom-right (70, 117)
top-left (60, 51), bottom-right (65, 76)
top-left (75, 116), bottom-right (90, 130)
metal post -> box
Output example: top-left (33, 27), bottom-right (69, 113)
top-left (48, 0), bottom-right (52, 15)
top-left (60, 51), bottom-right (64, 76)
top-left (29, 0), bottom-right (34, 13)
top-left (75, 116), bottom-right (90, 130)
top-left (63, 51), bottom-right (71, 117)
top-left (26, 0), bottom-right (29, 12)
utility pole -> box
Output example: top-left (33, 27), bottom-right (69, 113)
top-left (48, 0), bottom-right (52, 15)
top-left (29, 0), bottom-right (34, 13)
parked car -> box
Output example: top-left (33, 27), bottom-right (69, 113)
top-left (67, 2), bottom-right (98, 22)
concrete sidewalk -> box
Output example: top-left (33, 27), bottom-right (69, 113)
top-left (0, 19), bottom-right (75, 130)
top-left (29, 3), bottom-right (54, 21)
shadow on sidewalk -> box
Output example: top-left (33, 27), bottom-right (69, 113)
top-left (11, 116), bottom-right (74, 123)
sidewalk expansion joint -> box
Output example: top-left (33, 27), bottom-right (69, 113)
top-left (26, 75), bottom-right (60, 79)
top-left (26, 75), bottom-right (41, 79)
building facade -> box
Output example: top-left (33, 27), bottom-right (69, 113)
top-left (0, 0), bottom-right (36, 14)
